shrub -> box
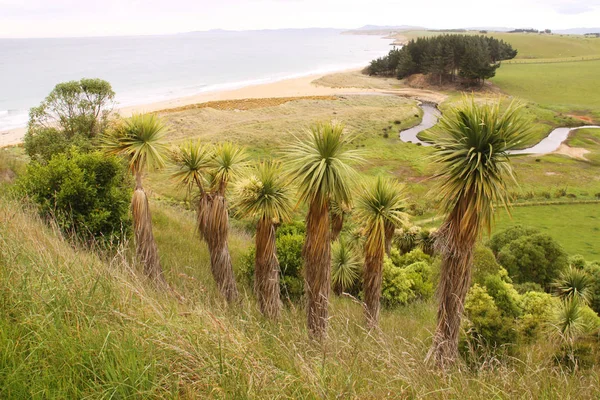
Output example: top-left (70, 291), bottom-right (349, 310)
top-left (554, 188), bottom-right (567, 198)
top-left (389, 247), bottom-right (431, 268)
top-left (472, 245), bottom-right (504, 285)
top-left (381, 252), bottom-right (433, 307)
top-left (497, 233), bottom-right (568, 288)
top-left (484, 275), bottom-right (522, 318)
top-left (518, 291), bottom-right (555, 340)
top-left (394, 226), bottom-right (421, 254)
top-left (569, 254), bottom-right (587, 269)
top-left (17, 150), bottom-right (131, 242)
top-left (584, 262), bottom-right (600, 314)
top-left (514, 282), bottom-right (545, 294)
top-left (462, 284), bottom-right (518, 349)
top-left (487, 225), bottom-right (539, 255)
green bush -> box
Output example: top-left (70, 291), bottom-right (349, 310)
top-left (462, 284), bottom-right (518, 350)
top-left (497, 233), bottom-right (568, 288)
top-left (518, 291), bottom-right (555, 340)
top-left (584, 262), bottom-right (600, 315)
top-left (17, 150), bottom-right (131, 242)
top-left (514, 282), bottom-right (545, 294)
top-left (24, 129), bottom-right (94, 163)
top-left (472, 245), bottom-right (505, 285)
top-left (569, 254), bottom-right (587, 270)
top-left (483, 275), bottom-right (522, 318)
top-left (389, 247), bottom-right (431, 268)
top-left (381, 250), bottom-right (433, 307)
top-left (487, 225), bottom-right (539, 255)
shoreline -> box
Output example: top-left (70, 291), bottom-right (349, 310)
top-left (0, 68), bottom-right (374, 147)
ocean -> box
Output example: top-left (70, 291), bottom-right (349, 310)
top-left (0, 29), bottom-right (391, 132)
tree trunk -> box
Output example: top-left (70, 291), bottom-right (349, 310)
top-left (131, 172), bottom-right (166, 286)
top-left (255, 217), bottom-right (281, 319)
top-left (384, 222), bottom-right (395, 256)
top-left (201, 194), bottom-right (239, 303)
top-left (331, 212), bottom-right (344, 242)
top-left (427, 203), bottom-right (477, 368)
top-left (363, 239), bottom-right (385, 328)
top-left (303, 198), bottom-right (331, 341)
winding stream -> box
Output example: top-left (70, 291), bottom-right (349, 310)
top-left (399, 103), bottom-right (600, 155)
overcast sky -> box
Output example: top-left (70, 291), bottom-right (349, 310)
top-left (1, 0), bottom-right (599, 38)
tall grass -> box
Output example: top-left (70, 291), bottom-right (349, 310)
top-left (1, 197), bottom-right (599, 398)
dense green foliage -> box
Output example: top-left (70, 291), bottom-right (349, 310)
top-left (497, 232), bottom-right (568, 287)
top-left (488, 225), bottom-right (539, 255)
top-left (367, 35), bottom-right (517, 84)
top-left (381, 249), bottom-right (434, 307)
top-left (24, 79), bottom-right (115, 161)
top-left (17, 150), bottom-right (131, 242)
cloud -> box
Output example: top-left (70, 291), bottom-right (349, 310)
top-left (544, 0), bottom-right (600, 15)
top-left (1, 0), bottom-right (600, 38)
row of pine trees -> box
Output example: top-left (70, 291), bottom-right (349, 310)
top-left (367, 34), bottom-right (518, 84)
top-left (101, 96), bottom-right (530, 368)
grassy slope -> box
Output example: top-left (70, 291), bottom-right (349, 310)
top-left (492, 203), bottom-right (600, 260)
top-left (2, 198), bottom-right (600, 398)
top-left (399, 30), bottom-right (600, 59)
top-left (491, 60), bottom-right (600, 114)
top-left (396, 31), bottom-right (600, 122)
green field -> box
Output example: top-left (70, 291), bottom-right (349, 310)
top-left (399, 30), bottom-right (600, 59)
top-left (492, 203), bottom-right (600, 260)
top-left (491, 60), bottom-right (600, 113)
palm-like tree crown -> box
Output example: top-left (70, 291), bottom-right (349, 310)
top-left (332, 239), bottom-right (361, 292)
top-left (355, 176), bottom-right (408, 252)
top-left (284, 122), bottom-right (363, 207)
top-left (554, 267), bottom-right (592, 304)
top-left (211, 142), bottom-right (248, 194)
top-left (234, 160), bottom-right (294, 223)
top-left (102, 113), bottom-right (167, 174)
top-left (432, 97), bottom-right (530, 235)
top-left (170, 140), bottom-right (212, 196)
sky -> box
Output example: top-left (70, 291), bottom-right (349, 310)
top-left (1, 0), bottom-right (600, 38)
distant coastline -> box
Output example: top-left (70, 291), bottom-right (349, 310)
top-left (0, 68), bottom-right (376, 147)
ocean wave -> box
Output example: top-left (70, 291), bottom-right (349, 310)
top-left (0, 109), bottom-right (28, 132)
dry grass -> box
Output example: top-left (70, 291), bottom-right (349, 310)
top-left (1, 197), bottom-right (600, 398)
top-left (156, 96), bottom-right (338, 113)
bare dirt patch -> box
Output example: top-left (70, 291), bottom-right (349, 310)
top-left (553, 144), bottom-right (590, 160)
top-left (404, 74), bottom-right (501, 94)
top-left (568, 114), bottom-right (595, 124)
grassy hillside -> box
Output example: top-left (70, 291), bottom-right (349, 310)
top-left (397, 30), bottom-right (600, 59)
top-left (493, 203), bottom-right (600, 260)
top-left (2, 197), bottom-right (600, 398)
top-left (491, 60), bottom-right (600, 114)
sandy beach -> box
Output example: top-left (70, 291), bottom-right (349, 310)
top-left (0, 69), bottom-right (376, 148)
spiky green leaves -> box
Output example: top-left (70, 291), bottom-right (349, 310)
top-left (212, 142), bottom-right (249, 195)
top-left (355, 176), bottom-right (408, 255)
top-left (102, 113), bottom-right (168, 174)
top-left (170, 140), bottom-right (212, 196)
top-left (234, 160), bottom-right (294, 224)
top-left (554, 267), bottom-right (592, 304)
top-left (332, 239), bottom-right (361, 293)
top-left (431, 97), bottom-right (530, 235)
top-left (284, 122), bottom-right (363, 208)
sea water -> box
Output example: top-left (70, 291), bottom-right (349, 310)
top-left (0, 29), bottom-right (391, 131)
